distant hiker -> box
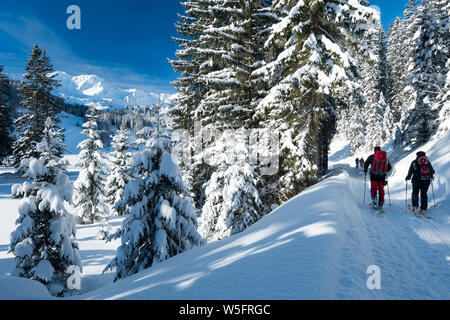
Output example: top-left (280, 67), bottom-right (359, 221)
top-left (360, 158), bottom-right (365, 168)
top-left (355, 158), bottom-right (359, 169)
top-left (364, 146), bottom-right (392, 209)
top-left (405, 151), bottom-right (435, 213)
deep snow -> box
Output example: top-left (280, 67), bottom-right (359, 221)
top-left (0, 130), bottom-right (449, 299)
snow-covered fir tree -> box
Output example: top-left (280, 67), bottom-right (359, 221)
top-left (362, 26), bottom-right (394, 149)
top-left (435, 58), bottom-right (450, 135)
top-left (170, 0), bottom-right (276, 213)
top-left (73, 108), bottom-right (109, 226)
top-left (0, 66), bottom-right (13, 160)
top-left (169, 0), bottom-right (212, 132)
top-left (12, 44), bottom-right (62, 168)
top-left (199, 129), bottom-right (262, 241)
top-left (255, 0), bottom-right (378, 200)
top-left (9, 118), bottom-right (81, 297)
top-left (104, 127), bottom-right (204, 281)
top-left (400, 0), bottom-right (442, 145)
top-left (431, 0), bottom-right (450, 135)
top-left (105, 124), bottom-right (132, 216)
top-left (387, 17), bottom-right (407, 123)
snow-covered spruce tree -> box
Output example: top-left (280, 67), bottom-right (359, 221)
top-left (400, 1), bottom-right (442, 145)
top-left (191, 0), bottom-right (271, 228)
top-left (170, 0), bottom-right (275, 212)
top-left (435, 59), bottom-right (450, 134)
top-left (73, 108), bottom-right (109, 226)
top-left (169, 0), bottom-right (213, 132)
top-left (104, 128), bottom-right (204, 281)
top-left (198, 0), bottom-right (276, 128)
top-left (431, 0), bottom-right (450, 135)
top-left (254, 0), bottom-right (378, 200)
top-left (105, 125), bottom-right (132, 216)
top-left (362, 26), bottom-right (394, 149)
top-left (12, 44), bottom-right (62, 168)
top-left (388, 0), bottom-right (422, 126)
top-left (431, 0), bottom-right (449, 74)
top-left (387, 17), bottom-right (407, 123)
top-left (0, 66), bottom-right (13, 160)
top-left (9, 118), bottom-right (81, 297)
top-left (200, 129), bottom-right (262, 241)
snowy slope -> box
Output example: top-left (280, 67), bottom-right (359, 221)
top-left (80, 130), bottom-right (450, 299)
top-left (0, 131), bottom-right (449, 300)
top-left (59, 111), bottom-right (86, 155)
top-left (52, 71), bottom-right (170, 110)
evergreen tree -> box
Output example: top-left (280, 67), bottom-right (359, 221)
top-left (431, 0), bottom-right (450, 135)
top-left (255, 0), bottom-right (378, 199)
top-left (436, 59), bottom-right (450, 135)
top-left (387, 17), bottom-right (407, 123)
top-left (169, 0), bottom-right (214, 132)
top-left (363, 26), bottom-right (394, 149)
top-left (104, 128), bottom-right (204, 281)
top-left (12, 44), bottom-right (62, 168)
top-left (0, 66), bottom-right (13, 159)
top-left (400, 1), bottom-right (441, 145)
top-left (9, 118), bottom-right (81, 297)
top-left (170, 0), bottom-right (275, 212)
top-left (73, 108), bottom-right (109, 225)
top-left (199, 129), bottom-right (262, 241)
top-left (105, 125), bottom-right (132, 216)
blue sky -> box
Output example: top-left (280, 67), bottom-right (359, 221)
top-left (0, 0), bottom-right (409, 94)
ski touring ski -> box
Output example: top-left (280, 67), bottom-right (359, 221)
top-left (407, 205), bottom-right (430, 219)
top-left (419, 209), bottom-right (431, 219)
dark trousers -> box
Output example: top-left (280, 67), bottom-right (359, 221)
top-left (412, 180), bottom-right (431, 210)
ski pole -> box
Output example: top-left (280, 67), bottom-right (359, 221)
top-left (363, 173), bottom-right (367, 206)
top-left (405, 180), bottom-right (408, 213)
top-left (387, 180), bottom-right (391, 207)
top-left (431, 178), bottom-right (436, 207)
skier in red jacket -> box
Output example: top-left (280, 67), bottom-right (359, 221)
top-left (364, 146), bottom-right (392, 209)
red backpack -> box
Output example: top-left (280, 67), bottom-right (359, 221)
top-left (417, 156), bottom-right (431, 180)
top-left (371, 150), bottom-right (388, 176)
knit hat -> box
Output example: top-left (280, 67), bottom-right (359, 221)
top-left (416, 151), bottom-right (426, 157)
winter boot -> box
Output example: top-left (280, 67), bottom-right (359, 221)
top-left (372, 196), bottom-right (378, 208)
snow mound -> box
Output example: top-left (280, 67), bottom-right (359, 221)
top-left (0, 276), bottom-right (52, 300)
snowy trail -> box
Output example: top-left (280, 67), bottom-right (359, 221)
top-left (343, 167), bottom-right (450, 299)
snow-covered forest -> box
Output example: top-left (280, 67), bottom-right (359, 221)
top-left (0, 0), bottom-right (449, 300)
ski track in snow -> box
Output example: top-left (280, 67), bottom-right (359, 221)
top-left (343, 167), bottom-right (450, 299)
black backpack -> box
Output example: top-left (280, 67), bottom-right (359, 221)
top-left (415, 156), bottom-right (431, 180)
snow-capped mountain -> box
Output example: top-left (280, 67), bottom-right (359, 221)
top-left (51, 71), bottom-right (170, 110)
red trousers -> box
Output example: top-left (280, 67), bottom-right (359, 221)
top-left (371, 181), bottom-right (385, 203)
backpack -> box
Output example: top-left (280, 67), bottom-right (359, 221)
top-left (416, 156), bottom-right (431, 180)
top-left (371, 150), bottom-right (388, 176)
